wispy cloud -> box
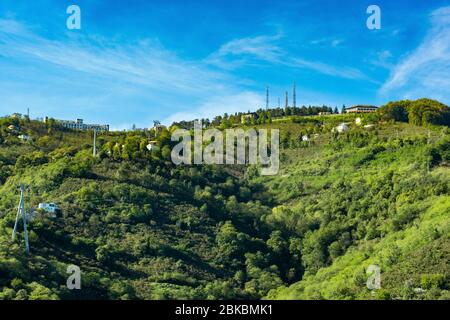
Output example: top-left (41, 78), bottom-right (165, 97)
top-left (310, 37), bottom-right (344, 48)
top-left (286, 58), bottom-right (366, 80)
top-left (0, 18), bottom-right (371, 127)
top-left (205, 34), bottom-right (283, 69)
top-left (207, 34), bottom-right (367, 80)
top-left (380, 6), bottom-right (450, 103)
top-left (331, 39), bottom-right (344, 47)
top-left (0, 19), bottom-right (228, 94)
top-left (368, 50), bottom-right (393, 69)
top-left (214, 34), bottom-right (283, 62)
top-left (0, 18), bottom-right (263, 127)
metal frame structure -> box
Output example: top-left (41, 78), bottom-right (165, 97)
top-left (12, 184), bottom-right (30, 253)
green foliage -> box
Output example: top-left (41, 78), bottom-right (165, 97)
top-left (262, 120), bottom-right (450, 299)
top-left (379, 100), bottom-right (410, 122)
top-left (0, 107), bottom-right (449, 300)
top-left (378, 98), bottom-right (450, 126)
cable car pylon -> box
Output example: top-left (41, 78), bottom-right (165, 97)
top-left (12, 184), bottom-right (30, 253)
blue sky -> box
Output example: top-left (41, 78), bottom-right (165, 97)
top-left (0, 0), bottom-right (449, 129)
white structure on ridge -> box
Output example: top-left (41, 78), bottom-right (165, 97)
top-left (46, 117), bottom-right (109, 132)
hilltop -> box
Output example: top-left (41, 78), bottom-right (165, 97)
top-left (0, 98), bottom-right (449, 300)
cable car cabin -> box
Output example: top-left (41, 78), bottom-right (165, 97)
top-left (38, 203), bottom-right (59, 217)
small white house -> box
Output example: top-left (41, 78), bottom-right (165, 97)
top-left (146, 141), bottom-right (160, 152)
top-left (336, 123), bottom-right (349, 133)
top-left (18, 134), bottom-right (31, 141)
top-left (414, 288), bottom-right (426, 294)
top-left (38, 203), bottom-right (59, 214)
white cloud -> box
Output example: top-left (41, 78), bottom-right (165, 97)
top-left (207, 34), bottom-right (366, 80)
top-left (205, 34), bottom-right (283, 70)
top-left (369, 50), bottom-right (393, 69)
top-left (0, 18), bottom-right (261, 127)
top-left (286, 58), bottom-right (366, 80)
top-left (380, 6), bottom-right (450, 103)
top-left (214, 34), bottom-right (283, 62)
top-left (310, 37), bottom-right (344, 47)
top-left (0, 19), bottom-right (229, 95)
top-left (331, 39), bottom-right (344, 47)
top-left (0, 18), bottom-right (374, 128)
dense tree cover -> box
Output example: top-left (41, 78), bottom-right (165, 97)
top-left (378, 98), bottom-right (450, 126)
top-left (173, 105), bottom-right (337, 129)
top-left (0, 116), bottom-right (296, 300)
top-left (262, 121), bottom-right (450, 299)
top-left (0, 101), bottom-right (449, 300)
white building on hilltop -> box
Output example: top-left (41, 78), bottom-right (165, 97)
top-left (46, 118), bottom-right (109, 132)
top-left (345, 105), bottom-right (378, 113)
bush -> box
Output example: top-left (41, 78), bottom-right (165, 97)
top-left (421, 274), bottom-right (446, 290)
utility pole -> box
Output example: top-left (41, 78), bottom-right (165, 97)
top-left (93, 130), bottom-right (97, 157)
top-left (12, 184), bottom-right (30, 253)
top-left (266, 86), bottom-right (269, 110)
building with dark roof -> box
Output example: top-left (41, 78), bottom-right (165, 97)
top-left (345, 105), bottom-right (378, 113)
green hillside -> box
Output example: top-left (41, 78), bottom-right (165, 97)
top-left (0, 99), bottom-right (449, 300)
top-left (261, 122), bottom-right (450, 300)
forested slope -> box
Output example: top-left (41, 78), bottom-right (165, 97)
top-left (0, 99), bottom-right (449, 300)
top-left (261, 122), bottom-right (450, 299)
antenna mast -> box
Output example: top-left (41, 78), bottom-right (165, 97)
top-left (12, 184), bottom-right (30, 253)
top-left (266, 86), bottom-right (269, 109)
top-left (285, 91), bottom-right (289, 110)
top-left (293, 82), bottom-right (297, 108)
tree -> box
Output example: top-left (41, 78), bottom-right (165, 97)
top-left (267, 231), bottom-right (288, 256)
top-left (378, 100), bottom-right (410, 122)
top-left (216, 221), bottom-right (249, 261)
top-left (408, 98), bottom-right (450, 126)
